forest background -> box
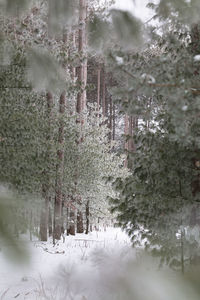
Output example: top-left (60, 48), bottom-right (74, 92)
top-left (1, 0), bottom-right (200, 279)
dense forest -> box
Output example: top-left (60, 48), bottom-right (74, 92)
top-left (1, 0), bottom-right (200, 299)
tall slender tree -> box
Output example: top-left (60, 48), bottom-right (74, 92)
top-left (54, 91), bottom-right (66, 241)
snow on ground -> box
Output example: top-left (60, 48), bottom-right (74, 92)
top-left (1, 228), bottom-right (199, 300)
top-left (0, 227), bottom-right (132, 300)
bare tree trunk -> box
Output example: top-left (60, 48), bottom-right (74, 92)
top-left (112, 103), bottom-right (115, 140)
top-left (128, 116), bottom-right (135, 152)
top-left (66, 206), bottom-right (69, 235)
top-left (54, 91), bottom-right (66, 240)
top-left (40, 92), bottom-right (53, 241)
top-left (102, 67), bottom-right (106, 118)
top-left (85, 200), bottom-right (90, 234)
top-left (74, 0), bottom-right (88, 234)
top-left (69, 209), bottom-right (76, 235)
top-left (97, 67), bottom-right (101, 114)
top-left (77, 210), bottom-right (84, 233)
top-left (29, 209), bottom-right (32, 241)
top-left (72, 30), bottom-right (76, 81)
top-left (48, 202), bottom-right (52, 237)
top-left (40, 186), bottom-right (49, 241)
top-left (109, 96), bottom-right (113, 141)
top-left (181, 229), bottom-right (185, 274)
top-left (77, 0), bottom-right (87, 113)
top-left (124, 114), bottom-right (129, 168)
top-left (61, 194), bottom-right (65, 234)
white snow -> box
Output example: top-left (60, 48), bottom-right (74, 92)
top-left (115, 56), bottom-right (124, 65)
top-left (182, 105), bottom-right (188, 111)
top-left (1, 228), bottom-right (200, 300)
top-left (0, 227), bottom-right (131, 300)
top-left (193, 55), bottom-right (200, 62)
top-left (141, 73), bottom-right (156, 84)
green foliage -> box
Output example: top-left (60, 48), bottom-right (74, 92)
top-left (88, 8), bottom-right (144, 53)
top-left (108, 1), bottom-right (200, 270)
top-left (149, 0), bottom-right (200, 24)
top-left (27, 47), bottom-right (66, 92)
top-left (0, 0), bottom-right (30, 16)
top-left (48, 0), bottom-right (79, 34)
top-left (62, 108), bottom-right (129, 217)
top-left (88, 15), bottom-right (111, 53)
top-left (110, 9), bottom-right (143, 50)
top-left (0, 188), bottom-right (29, 263)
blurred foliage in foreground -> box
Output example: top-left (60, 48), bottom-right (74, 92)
top-left (0, 187), bottom-right (29, 263)
top-left (108, 0), bottom-right (200, 272)
top-left (17, 247), bottom-right (200, 300)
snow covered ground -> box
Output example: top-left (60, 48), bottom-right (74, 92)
top-left (0, 227), bottom-right (132, 300)
top-left (1, 227), bottom-right (200, 300)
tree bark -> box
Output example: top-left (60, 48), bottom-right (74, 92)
top-left (48, 201), bottom-right (52, 237)
top-left (69, 209), bottom-right (76, 235)
top-left (54, 91), bottom-right (66, 240)
top-left (61, 194), bottom-right (65, 234)
top-left (72, 30), bottom-right (76, 82)
top-left (29, 209), bottom-right (32, 241)
top-left (75, 0), bottom-right (88, 234)
top-left (112, 103), bottom-right (115, 140)
top-left (77, 210), bottom-right (84, 233)
top-left (102, 67), bottom-right (106, 118)
top-left (124, 114), bottom-right (129, 168)
top-left (109, 96), bottom-right (112, 141)
top-left (77, 0), bottom-right (87, 113)
top-left (40, 185), bottom-right (49, 241)
top-left (128, 116), bottom-right (135, 152)
top-left (85, 200), bottom-right (90, 234)
top-left (40, 91), bottom-right (53, 241)
top-left (97, 67), bottom-right (101, 114)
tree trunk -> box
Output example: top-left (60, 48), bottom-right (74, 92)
top-left (124, 114), bottom-right (129, 168)
top-left (77, 0), bottom-right (87, 114)
top-left (128, 116), bottom-right (135, 152)
top-left (66, 206), bottom-right (69, 235)
top-left (77, 210), bottom-right (84, 233)
top-left (40, 91), bottom-right (53, 241)
top-left (109, 96), bottom-right (112, 141)
top-left (75, 1), bottom-right (88, 234)
top-left (181, 229), bottom-right (185, 274)
top-left (40, 186), bottom-right (49, 241)
top-left (85, 200), bottom-right (89, 234)
top-left (112, 103), bottom-right (115, 140)
top-left (54, 91), bottom-right (66, 240)
top-left (29, 209), bottom-right (32, 241)
top-left (61, 194), bottom-right (65, 234)
top-left (69, 209), bottom-right (76, 235)
top-left (97, 67), bottom-right (101, 114)
top-left (102, 67), bottom-right (106, 118)
top-left (48, 202), bottom-right (52, 237)
top-left (72, 30), bottom-right (76, 81)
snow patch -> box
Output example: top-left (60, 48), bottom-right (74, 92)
top-left (193, 55), bottom-right (200, 62)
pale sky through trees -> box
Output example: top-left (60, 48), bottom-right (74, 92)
top-left (114, 0), bottom-right (155, 22)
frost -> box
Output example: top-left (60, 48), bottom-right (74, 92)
top-left (115, 56), bottom-right (124, 65)
top-left (182, 105), bottom-right (188, 111)
top-left (193, 55), bottom-right (200, 62)
top-left (160, 56), bottom-right (168, 62)
top-left (141, 73), bottom-right (156, 84)
top-left (185, 225), bottom-right (200, 245)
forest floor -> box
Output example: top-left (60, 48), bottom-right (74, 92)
top-left (1, 227), bottom-right (199, 300)
top-left (0, 227), bottom-right (132, 300)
